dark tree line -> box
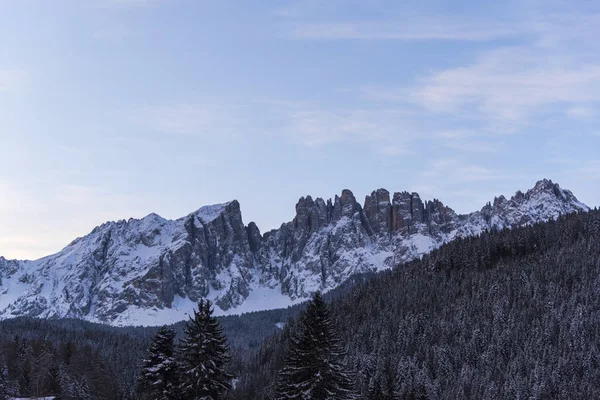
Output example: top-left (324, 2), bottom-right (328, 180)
top-left (234, 209), bottom-right (600, 399)
top-left (0, 209), bottom-right (598, 399)
top-left (0, 318), bottom-right (151, 399)
top-left (0, 301), bottom-right (306, 399)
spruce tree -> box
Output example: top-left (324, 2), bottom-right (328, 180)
top-left (139, 326), bottom-right (178, 400)
top-left (382, 357), bottom-right (399, 400)
top-left (178, 299), bottom-right (232, 400)
top-left (0, 362), bottom-right (7, 400)
top-left (368, 377), bottom-right (386, 400)
top-left (15, 336), bottom-right (32, 397)
top-left (368, 372), bottom-right (399, 400)
top-left (276, 292), bottom-right (356, 400)
top-left (58, 367), bottom-right (92, 400)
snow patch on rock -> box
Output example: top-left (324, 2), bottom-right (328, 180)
top-left (0, 180), bottom-right (589, 326)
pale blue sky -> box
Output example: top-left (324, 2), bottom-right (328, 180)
top-left (1, 0), bottom-right (599, 259)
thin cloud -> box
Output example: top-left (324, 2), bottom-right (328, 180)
top-left (438, 136), bottom-right (501, 153)
top-left (103, 0), bottom-right (159, 8)
top-left (290, 19), bottom-right (518, 41)
top-left (552, 159), bottom-right (600, 208)
top-left (281, 107), bottom-right (418, 155)
top-left (566, 106), bottom-right (596, 120)
top-left (92, 26), bottom-right (133, 40)
top-left (411, 50), bottom-right (600, 116)
top-left (0, 182), bottom-right (141, 260)
top-left (0, 69), bottom-right (23, 92)
top-left (138, 104), bottom-right (217, 135)
top-left (284, 109), bottom-right (387, 145)
top-left (374, 144), bottom-right (412, 156)
top-left (434, 130), bottom-right (503, 153)
top-left (420, 158), bottom-right (506, 183)
top-left (360, 12), bottom-right (600, 131)
top-left (410, 158), bottom-right (515, 213)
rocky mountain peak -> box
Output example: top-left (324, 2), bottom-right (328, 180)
top-left (246, 222), bottom-right (262, 252)
top-left (0, 180), bottom-right (590, 326)
top-left (364, 189), bottom-right (392, 236)
top-left (531, 178), bottom-right (559, 192)
top-left (493, 195), bottom-right (507, 207)
top-left (190, 200), bottom-right (236, 223)
top-left (340, 188), bottom-right (354, 200)
top-left (525, 179), bottom-right (579, 205)
top-left (332, 189), bottom-right (360, 220)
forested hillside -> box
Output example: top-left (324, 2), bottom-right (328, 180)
top-left (0, 271), bottom-right (371, 399)
top-left (235, 209), bottom-right (600, 399)
top-left (0, 209), bottom-right (598, 399)
top-left (0, 311), bottom-right (297, 399)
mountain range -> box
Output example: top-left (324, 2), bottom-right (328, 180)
top-left (0, 179), bottom-right (589, 326)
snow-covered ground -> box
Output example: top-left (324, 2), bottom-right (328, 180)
top-left (9, 397), bottom-right (56, 400)
top-left (109, 286), bottom-right (306, 327)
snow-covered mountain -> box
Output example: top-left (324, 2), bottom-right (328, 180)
top-left (0, 179), bottom-right (589, 326)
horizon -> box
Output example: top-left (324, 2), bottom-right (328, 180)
top-left (2, 176), bottom-right (591, 262)
top-left (1, 0), bottom-right (599, 259)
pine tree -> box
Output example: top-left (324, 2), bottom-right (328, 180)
top-left (382, 357), bottom-right (399, 400)
top-left (0, 358), bottom-right (8, 400)
top-left (139, 326), bottom-right (178, 400)
top-left (58, 366), bottom-right (92, 400)
top-left (178, 299), bottom-right (232, 400)
top-left (15, 336), bottom-right (32, 397)
top-left (276, 292), bottom-right (356, 400)
top-left (368, 376), bottom-right (386, 400)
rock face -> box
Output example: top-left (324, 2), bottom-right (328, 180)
top-left (0, 179), bottom-right (589, 326)
top-left (364, 189), bottom-right (392, 236)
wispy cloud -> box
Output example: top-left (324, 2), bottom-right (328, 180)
top-left (420, 158), bottom-right (505, 183)
top-left (410, 160), bottom-right (489, 208)
top-left (408, 158), bottom-right (531, 213)
top-left (135, 99), bottom-right (422, 156)
top-left (92, 26), bottom-right (133, 40)
top-left (566, 105), bottom-right (597, 120)
top-left (0, 69), bottom-right (23, 92)
top-left (436, 131), bottom-right (501, 153)
top-left (289, 19), bottom-right (518, 41)
top-left (579, 160), bottom-right (600, 181)
top-left (103, 0), bottom-right (159, 8)
top-left (359, 12), bottom-right (600, 131)
top-left (138, 104), bottom-right (217, 135)
top-left (279, 107), bottom-right (419, 155)
top-left (551, 159), bottom-right (600, 208)
top-left (283, 109), bottom-right (391, 145)
top-left (409, 49), bottom-right (600, 118)
top-left (0, 182), bottom-right (141, 260)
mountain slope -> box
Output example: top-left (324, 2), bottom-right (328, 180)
top-left (234, 207), bottom-right (600, 399)
top-left (0, 179), bottom-right (589, 325)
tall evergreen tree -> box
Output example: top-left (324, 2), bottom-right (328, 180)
top-left (367, 373), bottom-right (399, 400)
top-left (14, 336), bottom-right (32, 397)
top-left (0, 357), bottom-right (8, 400)
top-left (382, 357), bottom-right (399, 400)
top-left (139, 326), bottom-right (178, 400)
top-left (178, 299), bottom-right (232, 400)
top-left (58, 366), bottom-right (92, 400)
top-left (276, 292), bottom-right (356, 400)
top-left (368, 376), bottom-right (386, 400)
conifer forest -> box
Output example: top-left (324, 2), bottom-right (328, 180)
top-left (3, 0), bottom-right (600, 398)
top-left (1, 209), bottom-right (599, 399)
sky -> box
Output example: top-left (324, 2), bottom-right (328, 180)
top-left (0, 0), bottom-right (599, 260)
